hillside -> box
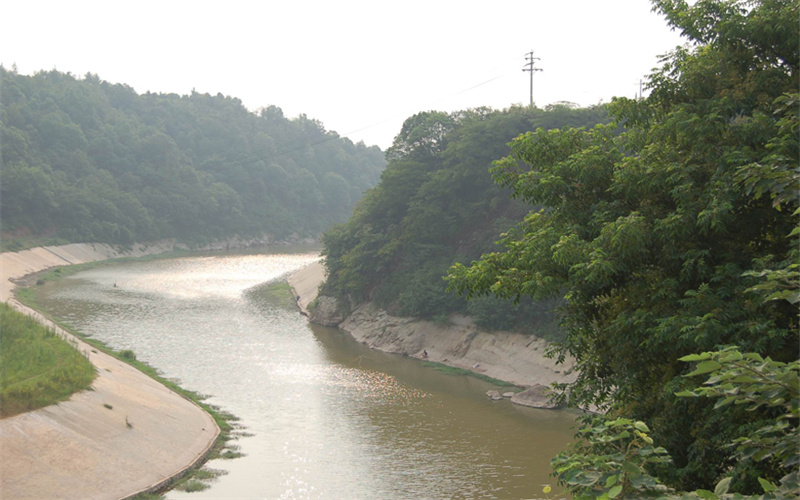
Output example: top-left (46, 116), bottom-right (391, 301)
top-left (0, 67), bottom-right (385, 248)
top-left (319, 104), bottom-right (609, 339)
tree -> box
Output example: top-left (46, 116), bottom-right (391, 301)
top-left (448, 0), bottom-right (798, 491)
top-left (385, 111), bottom-right (456, 162)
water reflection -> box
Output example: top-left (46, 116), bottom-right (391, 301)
top-left (33, 248), bottom-right (575, 499)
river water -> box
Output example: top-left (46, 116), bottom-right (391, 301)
top-left (33, 248), bottom-right (575, 499)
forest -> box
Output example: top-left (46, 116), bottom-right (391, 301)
top-left (324, 0), bottom-right (798, 498)
top-left (321, 104), bottom-right (609, 338)
top-left (0, 68), bottom-right (385, 248)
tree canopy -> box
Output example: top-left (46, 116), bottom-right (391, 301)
top-left (0, 68), bottom-right (385, 247)
top-left (448, 0), bottom-right (798, 493)
top-left (321, 104), bottom-right (610, 336)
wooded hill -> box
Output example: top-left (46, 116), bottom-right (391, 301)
top-left (320, 104), bottom-right (609, 339)
top-left (323, 0), bottom-right (798, 496)
top-left (0, 68), bottom-right (385, 248)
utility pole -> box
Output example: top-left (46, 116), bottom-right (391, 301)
top-left (522, 50), bottom-right (542, 107)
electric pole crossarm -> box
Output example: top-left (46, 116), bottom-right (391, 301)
top-left (522, 50), bottom-right (543, 108)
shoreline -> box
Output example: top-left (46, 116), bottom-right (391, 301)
top-left (286, 260), bottom-right (578, 408)
top-left (0, 241), bottom-right (226, 500)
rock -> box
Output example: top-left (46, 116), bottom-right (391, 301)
top-left (486, 390), bottom-right (503, 401)
top-left (503, 392), bottom-right (515, 398)
top-left (309, 295), bottom-right (346, 327)
top-left (510, 384), bottom-right (560, 409)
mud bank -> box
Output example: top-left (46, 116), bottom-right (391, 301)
top-left (287, 262), bottom-right (577, 405)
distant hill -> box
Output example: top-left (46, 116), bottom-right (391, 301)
top-left (320, 104), bottom-right (609, 339)
top-left (0, 67), bottom-right (386, 248)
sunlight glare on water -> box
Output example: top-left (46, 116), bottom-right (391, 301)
top-left (34, 248), bottom-right (576, 499)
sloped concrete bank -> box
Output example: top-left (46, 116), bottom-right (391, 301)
top-left (0, 239), bottom-right (263, 500)
top-left (0, 300), bottom-right (220, 500)
top-left (288, 262), bottom-right (577, 408)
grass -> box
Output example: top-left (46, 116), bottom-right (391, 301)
top-left (130, 493), bottom-right (166, 500)
top-left (173, 467), bottom-right (228, 493)
top-left (245, 280), bottom-right (298, 309)
top-left (262, 281), bottom-right (295, 303)
top-left (0, 302), bottom-right (97, 417)
top-left (421, 361), bottom-right (519, 388)
top-left (177, 480), bottom-right (210, 492)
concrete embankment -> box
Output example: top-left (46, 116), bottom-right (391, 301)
top-left (0, 241), bottom-right (219, 500)
top-left (287, 262), bottom-right (577, 404)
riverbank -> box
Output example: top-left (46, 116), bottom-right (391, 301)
top-left (0, 241), bottom-right (222, 500)
top-left (287, 261), bottom-right (577, 405)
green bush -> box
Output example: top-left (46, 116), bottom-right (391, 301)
top-left (119, 349), bottom-right (136, 361)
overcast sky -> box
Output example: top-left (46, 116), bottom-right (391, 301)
top-left (1, 0), bottom-right (687, 149)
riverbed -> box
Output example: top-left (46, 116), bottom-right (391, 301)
top-left (32, 247), bottom-right (575, 499)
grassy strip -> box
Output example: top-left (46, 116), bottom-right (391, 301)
top-left (421, 361), bottom-right (519, 388)
top-left (245, 280), bottom-right (298, 310)
top-left (0, 302), bottom-right (97, 417)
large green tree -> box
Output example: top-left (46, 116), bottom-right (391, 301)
top-left (449, 0), bottom-right (798, 492)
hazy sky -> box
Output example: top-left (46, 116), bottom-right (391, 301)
top-left (1, 1), bottom-right (687, 149)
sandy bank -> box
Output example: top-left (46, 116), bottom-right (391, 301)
top-left (0, 241), bottom-right (219, 500)
top-left (287, 261), bottom-right (577, 395)
top-left (286, 260), bottom-right (325, 315)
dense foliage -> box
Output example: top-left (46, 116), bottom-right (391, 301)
top-left (448, 0), bottom-right (798, 494)
top-left (0, 302), bottom-right (96, 417)
top-left (552, 348), bottom-right (799, 499)
top-left (0, 68), bottom-right (385, 247)
top-left (321, 104), bottom-right (609, 336)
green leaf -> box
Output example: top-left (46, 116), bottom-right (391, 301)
top-left (714, 477), bottom-right (732, 496)
top-left (608, 484), bottom-right (623, 498)
top-left (679, 353), bottom-right (711, 362)
top-left (695, 489), bottom-right (719, 499)
top-left (758, 477), bottom-right (777, 492)
top-left (633, 421), bottom-right (650, 433)
top-left (622, 461), bottom-right (640, 475)
top-left (686, 360), bottom-right (722, 376)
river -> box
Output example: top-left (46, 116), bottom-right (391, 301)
top-left (33, 247), bottom-right (575, 499)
